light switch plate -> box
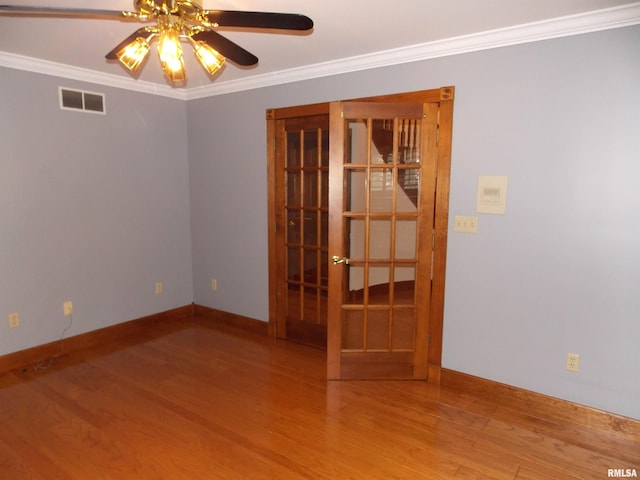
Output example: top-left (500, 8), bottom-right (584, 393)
top-left (454, 216), bottom-right (478, 233)
top-left (477, 175), bottom-right (508, 214)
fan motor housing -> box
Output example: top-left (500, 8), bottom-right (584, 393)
top-left (135, 0), bottom-right (202, 17)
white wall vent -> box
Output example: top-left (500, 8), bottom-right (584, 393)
top-left (59, 87), bottom-right (106, 114)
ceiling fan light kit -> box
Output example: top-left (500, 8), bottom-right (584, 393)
top-left (191, 40), bottom-right (226, 75)
top-left (115, 36), bottom-right (151, 71)
top-left (157, 25), bottom-right (187, 81)
top-left (0, 0), bottom-right (313, 86)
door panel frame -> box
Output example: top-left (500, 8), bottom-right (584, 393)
top-left (267, 87), bottom-right (454, 382)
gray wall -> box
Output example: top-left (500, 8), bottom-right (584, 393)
top-left (0, 69), bottom-right (193, 355)
top-left (188, 26), bottom-right (640, 419)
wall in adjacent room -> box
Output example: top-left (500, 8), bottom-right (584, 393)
top-left (0, 69), bottom-right (194, 356)
top-left (188, 26), bottom-right (640, 419)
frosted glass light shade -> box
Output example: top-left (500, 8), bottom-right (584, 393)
top-left (117, 37), bottom-right (150, 71)
top-left (158, 29), bottom-right (186, 81)
top-left (193, 41), bottom-right (225, 75)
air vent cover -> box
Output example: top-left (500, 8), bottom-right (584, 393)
top-left (59, 87), bottom-right (106, 114)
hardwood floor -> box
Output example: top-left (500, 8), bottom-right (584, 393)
top-left (0, 314), bottom-right (637, 479)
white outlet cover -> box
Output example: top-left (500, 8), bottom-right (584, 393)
top-left (477, 175), bottom-right (508, 214)
top-left (9, 312), bottom-right (20, 328)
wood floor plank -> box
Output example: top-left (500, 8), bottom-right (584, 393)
top-left (0, 424), bottom-right (74, 480)
top-left (0, 314), bottom-right (637, 479)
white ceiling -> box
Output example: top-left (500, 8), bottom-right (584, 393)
top-left (1, 0), bottom-right (639, 98)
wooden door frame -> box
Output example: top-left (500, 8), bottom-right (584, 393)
top-left (267, 87), bottom-right (454, 383)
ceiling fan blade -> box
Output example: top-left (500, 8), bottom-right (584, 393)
top-left (203, 11), bottom-right (313, 31)
top-left (105, 28), bottom-right (154, 60)
top-left (191, 30), bottom-right (258, 66)
top-left (0, 5), bottom-right (129, 19)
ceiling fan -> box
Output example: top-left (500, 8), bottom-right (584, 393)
top-left (0, 1), bottom-right (314, 84)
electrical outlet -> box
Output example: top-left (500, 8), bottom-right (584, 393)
top-left (8, 312), bottom-right (20, 328)
top-left (566, 352), bottom-right (580, 372)
top-left (155, 282), bottom-right (163, 295)
top-left (63, 301), bottom-right (73, 316)
top-left (211, 278), bottom-right (217, 291)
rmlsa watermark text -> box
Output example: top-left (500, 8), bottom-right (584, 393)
top-left (608, 469), bottom-right (638, 478)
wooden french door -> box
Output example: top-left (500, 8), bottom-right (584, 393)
top-left (327, 101), bottom-right (439, 379)
top-left (268, 87), bottom-right (454, 380)
top-left (269, 111), bottom-right (330, 348)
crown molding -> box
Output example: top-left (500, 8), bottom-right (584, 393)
top-left (2, 3), bottom-right (639, 101)
top-left (0, 52), bottom-right (187, 100)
